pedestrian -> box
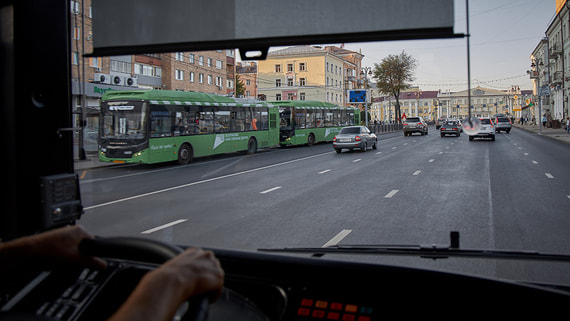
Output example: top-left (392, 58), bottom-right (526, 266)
top-left (566, 117), bottom-right (570, 134)
top-left (542, 115), bottom-right (547, 127)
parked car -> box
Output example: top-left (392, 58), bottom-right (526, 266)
top-left (403, 117), bottom-right (428, 136)
top-left (440, 120), bottom-right (461, 137)
top-left (468, 117), bottom-right (495, 141)
top-left (333, 126), bottom-right (377, 153)
top-left (494, 115), bottom-right (512, 133)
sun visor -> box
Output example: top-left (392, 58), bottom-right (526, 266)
top-left (90, 0), bottom-right (460, 59)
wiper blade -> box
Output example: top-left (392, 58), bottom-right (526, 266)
top-left (258, 232), bottom-right (570, 262)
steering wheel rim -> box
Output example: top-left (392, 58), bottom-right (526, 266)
top-left (79, 237), bottom-right (209, 321)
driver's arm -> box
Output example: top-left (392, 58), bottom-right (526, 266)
top-left (0, 225), bottom-right (107, 272)
top-left (107, 247), bottom-right (224, 321)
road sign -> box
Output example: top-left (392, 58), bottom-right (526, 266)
top-left (349, 90), bottom-right (366, 103)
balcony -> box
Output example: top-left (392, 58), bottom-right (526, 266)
top-left (552, 71), bottom-right (563, 84)
top-left (550, 43), bottom-right (562, 57)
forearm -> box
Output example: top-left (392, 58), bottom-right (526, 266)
top-left (107, 270), bottom-right (188, 321)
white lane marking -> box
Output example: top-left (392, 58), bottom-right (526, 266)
top-left (392, 147), bottom-right (397, 149)
top-left (567, 195), bottom-right (570, 200)
top-left (323, 229), bottom-right (352, 247)
top-left (318, 169), bottom-right (331, 174)
top-left (84, 152), bottom-right (331, 211)
top-left (141, 219), bottom-right (187, 234)
top-left (413, 170), bottom-right (421, 176)
top-left (438, 152), bottom-right (443, 154)
top-left (376, 152), bottom-right (383, 155)
top-left (428, 159), bottom-right (435, 163)
top-left (404, 143), bottom-right (408, 145)
top-left (353, 159), bottom-right (362, 163)
top-left (524, 153), bottom-right (528, 156)
top-left (545, 173), bottom-right (554, 179)
top-left (260, 186), bottom-right (282, 194)
top-left (532, 161), bottom-right (538, 165)
top-left (385, 190), bottom-right (399, 198)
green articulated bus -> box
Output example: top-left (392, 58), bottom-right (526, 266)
top-left (271, 100), bottom-right (361, 146)
top-left (99, 90), bottom-right (279, 165)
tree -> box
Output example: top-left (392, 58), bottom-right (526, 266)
top-left (372, 51), bottom-right (417, 124)
top-left (235, 74), bottom-right (245, 98)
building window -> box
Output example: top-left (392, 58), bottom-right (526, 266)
top-left (275, 64), bottom-right (281, 73)
top-left (276, 94), bottom-right (282, 101)
top-left (73, 27), bottom-right (81, 40)
top-left (216, 60), bottom-right (223, 69)
top-left (208, 75), bottom-right (213, 85)
top-left (199, 73), bottom-right (204, 83)
top-left (288, 79), bottom-right (294, 86)
top-left (299, 78), bottom-right (306, 86)
top-left (189, 54), bottom-right (195, 64)
top-left (208, 58), bottom-right (212, 67)
top-left (72, 52), bottom-right (79, 65)
top-left (275, 79), bottom-right (281, 87)
top-left (199, 56), bottom-right (204, 66)
top-left (287, 93), bottom-right (295, 100)
top-left (175, 52), bottom-right (184, 61)
top-left (300, 92), bottom-right (306, 100)
top-left (216, 76), bottom-right (223, 87)
top-left (299, 63), bottom-right (306, 71)
top-left (189, 72), bottom-right (194, 82)
top-left (175, 69), bottom-right (184, 80)
top-left (287, 63), bottom-right (294, 72)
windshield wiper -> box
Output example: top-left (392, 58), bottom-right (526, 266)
top-left (259, 232), bottom-right (570, 262)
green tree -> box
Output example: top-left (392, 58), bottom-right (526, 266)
top-left (235, 74), bottom-right (245, 97)
top-left (372, 51), bottom-right (417, 124)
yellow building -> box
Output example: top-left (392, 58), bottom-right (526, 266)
top-left (257, 46), bottom-right (347, 105)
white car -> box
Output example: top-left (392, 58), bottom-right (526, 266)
top-left (468, 117), bottom-right (495, 141)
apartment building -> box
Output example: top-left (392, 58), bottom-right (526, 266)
top-left (236, 62), bottom-right (258, 99)
top-left (257, 46), bottom-right (361, 106)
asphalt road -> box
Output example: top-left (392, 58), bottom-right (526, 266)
top-left (77, 127), bottom-right (570, 285)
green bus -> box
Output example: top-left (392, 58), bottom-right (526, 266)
top-left (99, 90), bottom-right (278, 165)
top-left (272, 100), bottom-right (361, 146)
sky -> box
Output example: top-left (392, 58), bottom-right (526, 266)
top-left (272, 0), bottom-right (557, 92)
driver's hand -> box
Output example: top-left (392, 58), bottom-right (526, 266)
top-left (0, 225), bottom-right (107, 271)
top-left (108, 247), bottom-right (224, 321)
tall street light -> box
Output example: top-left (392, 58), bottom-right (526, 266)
top-left (530, 59), bottom-right (543, 131)
top-left (360, 67), bottom-right (372, 126)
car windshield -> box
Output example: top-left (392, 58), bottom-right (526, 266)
top-left (71, 0), bottom-right (570, 289)
top-left (497, 117), bottom-right (510, 122)
top-left (339, 127), bottom-right (360, 134)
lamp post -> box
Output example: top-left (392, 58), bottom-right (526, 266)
top-left (530, 59), bottom-right (543, 131)
top-left (360, 67), bottom-right (372, 126)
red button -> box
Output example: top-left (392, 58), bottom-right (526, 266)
top-left (342, 314), bottom-right (355, 321)
top-left (327, 312), bottom-right (340, 320)
top-left (301, 298), bottom-right (314, 307)
top-left (312, 310), bottom-right (325, 318)
top-left (357, 316), bottom-right (371, 321)
top-left (330, 302), bottom-right (343, 310)
top-left (315, 300), bottom-right (328, 309)
top-left (297, 308), bottom-right (310, 316)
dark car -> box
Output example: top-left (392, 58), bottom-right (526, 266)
top-left (403, 116), bottom-right (428, 136)
top-left (436, 117), bottom-right (447, 129)
top-left (440, 120), bottom-right (461, 137)
top-left (333, 126), bottom-right (377, 153)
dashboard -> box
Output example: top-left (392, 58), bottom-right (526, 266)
top-left (2, 244), bottom-right (569, 321)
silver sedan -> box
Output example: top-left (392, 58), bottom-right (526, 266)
top-left (333, 126), bottom-right (377, 153)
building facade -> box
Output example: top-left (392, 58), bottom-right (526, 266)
top-left (236, 62), bottom-right (258, 99)
top-left (257, 46), bottom-right (362, 106)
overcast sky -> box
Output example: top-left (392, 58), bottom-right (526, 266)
top-left (338, 0), bottom-right (556, 92)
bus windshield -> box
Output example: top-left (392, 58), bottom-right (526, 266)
top-left (101, 101), bottom-right (147, 140)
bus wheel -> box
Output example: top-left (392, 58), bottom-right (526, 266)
top-left (307, 133), bottom-right (315, 146)
top-left (247, 137), bottom-right (257, 154)
top-left (177, 144), bottom-right (193, 165)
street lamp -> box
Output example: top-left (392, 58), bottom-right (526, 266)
top-left (360, 67), bottom-right (372, 126)
top-left (529, 59), bottom-right (544, 131)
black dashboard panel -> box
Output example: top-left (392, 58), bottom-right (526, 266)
top-left (2, 248), bottom-right (570, 321)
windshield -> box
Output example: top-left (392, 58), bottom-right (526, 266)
top-left (339, 127), bottom-right (360, 134)
top-left (75, 0), bottom-right (570, 288)
top-left (101, 101), bottom-right (147, 140)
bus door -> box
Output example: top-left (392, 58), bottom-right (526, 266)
top-left (149, 110), bottom-right (176, 163)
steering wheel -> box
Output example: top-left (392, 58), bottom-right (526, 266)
top-left (79, 237), bottom-right (209, 321)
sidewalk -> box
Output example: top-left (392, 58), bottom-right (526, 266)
top-left (512, 122), bottom-right (570, 145)
top-left (74, 152), bottom-right (116, 171)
